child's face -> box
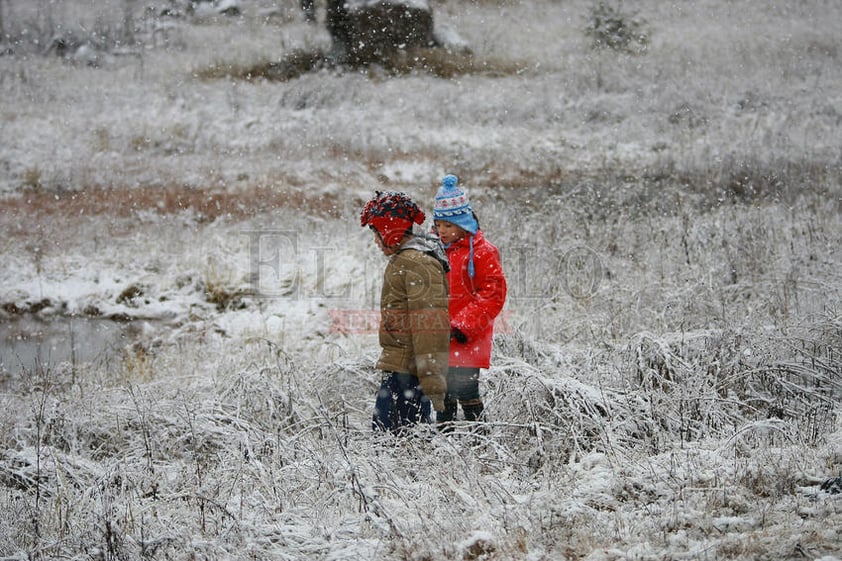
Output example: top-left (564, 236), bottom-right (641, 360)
top-left (434, 220), bottom-right (468, 245)
top-left (372, 228), bottom-right (398, 255)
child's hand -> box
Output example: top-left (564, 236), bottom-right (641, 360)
top-left (450, 328), bottom-right (467, 344)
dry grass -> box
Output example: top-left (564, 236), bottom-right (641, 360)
top-left (196, 49), bottom-right (331, 82)
top-left (203, 259), bottom-right (252, 311)
top-left (9, 160), bottom-right (832, 227)
top-left (0, 183), bottom-right (342, 221)
top-left (1, 321), bottom-right (839, 559)
top-left (196, 46), bottom-right (527, 82)
top-left (2, 1), bottom-right (842, 559)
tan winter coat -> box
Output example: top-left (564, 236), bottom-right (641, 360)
top-left (376, 236), bottom-right (450, 411)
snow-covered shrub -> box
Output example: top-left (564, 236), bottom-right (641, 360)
top-left (619, 321), bottom-right (841, 450)
top-left (584, 1), bottom-right (650, 54)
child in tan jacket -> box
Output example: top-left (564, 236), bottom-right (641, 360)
top-left (361, 191), bottom-right (450, 432)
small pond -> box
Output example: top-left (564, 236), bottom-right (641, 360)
top-left (0, 316), bottom-right (143, 378)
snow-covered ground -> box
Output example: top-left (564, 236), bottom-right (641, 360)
top-left (1, 1), bottom-right (841, 559)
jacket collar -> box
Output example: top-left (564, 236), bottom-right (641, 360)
top-left (397, 235), bottom-right (450, 272)
top-left (448, 229), bottom-right (483, 249)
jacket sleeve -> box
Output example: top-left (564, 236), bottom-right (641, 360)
top-left (404, 257), bottom-right (450, 411)
top-left (450, 245), bottom-right (507, 340)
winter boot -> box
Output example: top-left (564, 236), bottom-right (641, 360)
top-left (461, 399), bottom-right (485, 422)
top-left (436, 395), bottom-right (459, 431)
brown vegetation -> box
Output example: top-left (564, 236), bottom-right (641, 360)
top-left (0, 184), bottom-right (342, 221)
top-left (197, 47), bottom-right (525, 82)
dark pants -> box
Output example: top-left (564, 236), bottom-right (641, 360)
top-left (372, 372), bottom-right (432, 433)
top-left (437, 367), bottom-right (484, 422)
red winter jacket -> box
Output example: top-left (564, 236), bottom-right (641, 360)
top-left (444, 230), bottom-right (507, 368)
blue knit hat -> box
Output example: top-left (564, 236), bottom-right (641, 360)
top-left (434, 174), bottom-right (479, 278)
top-left (433, 175), bottom-right (478, 234)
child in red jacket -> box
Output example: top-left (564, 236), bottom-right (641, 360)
top-left (433, 175), bottom-right (507, 423)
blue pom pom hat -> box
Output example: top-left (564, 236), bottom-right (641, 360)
top-left (434, 174), bottom-right (478, 278)
top-left (433, 174), bottom-right (478, 234)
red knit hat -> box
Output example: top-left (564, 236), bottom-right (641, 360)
top-left (360, 191), bottom-right (426, 247)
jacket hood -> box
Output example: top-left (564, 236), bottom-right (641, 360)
top-left (398, 235), bottom-right (451, 273)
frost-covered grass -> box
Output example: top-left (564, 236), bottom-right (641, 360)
top-left (1, 0), bottom-right (842, 559)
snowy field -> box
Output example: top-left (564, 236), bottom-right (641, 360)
top-left (1, 0), bottom-right (841, 559)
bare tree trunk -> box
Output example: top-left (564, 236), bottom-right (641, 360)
top-left (324, 1), bottom-right (436, 66)
top-left (325, 0), bottom-right (351, 63)
top-left (301, 0), bottom-right (315, 23)
top-left (42, 1), bottom-right (53, 42)
top-left (0, 0), bottom-right (5, 44)
top-left (123, 0), bottom-right (135, 46)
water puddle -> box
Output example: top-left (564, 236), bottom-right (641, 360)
top-left (0, 316), bottom-right (144, 377)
